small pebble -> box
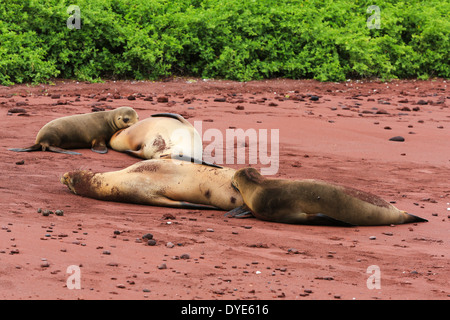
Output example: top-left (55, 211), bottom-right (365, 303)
top-left (157, 263), bottom-right (167, 270)
top-left (369, 236), bottom-right (377, 240)
top-left (147, 239), bottom-right (157, 246)
top-left (166, 242), bottom-right (175, 248)
top-left (389, 136), bottom-right (405, 142)
top-left (142, 233), bottom-right (153, 240)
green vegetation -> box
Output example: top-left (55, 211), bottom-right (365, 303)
top-left (0, 0), bottom-right (448, 85)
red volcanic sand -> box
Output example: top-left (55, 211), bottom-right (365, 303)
top-left (0, 78), bottom-right (449, 300)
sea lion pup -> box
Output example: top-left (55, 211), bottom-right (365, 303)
top-left (9, 107), bottom-right (139, 155)
top-left (61, 158), bottom-right (243, 211)
top-left (226, 167), bottom-right (428, 226)
top-left (109, 113), bottom-right (203, 161)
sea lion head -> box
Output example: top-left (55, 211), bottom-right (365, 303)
top-left (113, 107), bottom-right (139, 130)
top-left (231, 167), bottom-right (266, 192)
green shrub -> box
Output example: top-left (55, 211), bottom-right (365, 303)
top-left (0, 0), bottom-right (448, 85)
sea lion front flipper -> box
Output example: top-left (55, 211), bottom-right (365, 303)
top-left (91, 140), bottom-right (108, 154)
top-left (9, 144), bottom-right (42, 152)
top-left (150, 196), bottom-right (218, 210)
top-left (47, 146), bottom-right (82, 155)
top-left (307, 213), bottom-right (355, 227)
top-left (225, 206), bottom-right (254, 219)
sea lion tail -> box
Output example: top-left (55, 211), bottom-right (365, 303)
top-left (9, 144), bottom-right (42, 152)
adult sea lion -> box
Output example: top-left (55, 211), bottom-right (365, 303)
top-left (9, 107), bottom-right (138, 155)
top-left (227, 167), bottom-right (428, 226)
top-left (61, 158), bottom-right (243, 210)
top-left (109, 113), bottom-right (203, 162)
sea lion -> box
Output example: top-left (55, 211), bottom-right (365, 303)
top-left (109, 113), bottom-right (203, 162)
top-left (9, 107), bottom-right (139, 155)
top-left (61, 158), bottom-right (243, 210)
top-left (226, 167), bottom-right (428, 226)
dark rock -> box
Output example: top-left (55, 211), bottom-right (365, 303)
top-left (389, 136), bottom-right (405, 142)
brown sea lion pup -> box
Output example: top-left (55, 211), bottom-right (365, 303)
top-left (109, 113), bottom-right (203, 162)
top-left (226, 167), bottom-right (428, 226)
top-left (61, 158), bottom-right (243, 211)
top-left (9, 107), bottom-right (139, 155)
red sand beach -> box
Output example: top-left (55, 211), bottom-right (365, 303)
top-left (0, 78), bottom-right (448, 300)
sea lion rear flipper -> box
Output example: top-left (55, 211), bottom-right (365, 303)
top-left (166, 154), bottom-right (223, 168)
top-left (9, 144), bottom-right (42, 152)
top-left (91, 140), bottom-right (108, 154)
top-left (403, 212), bottom-right (428, 224)
top-left (225, 206), bottom-right (254, 219)
top-left (151, 113), bottom-right (190, 125)
top-left (307, 213), bottom-right (355, 227)
top-left (47, 146), bottom-right (82, 155)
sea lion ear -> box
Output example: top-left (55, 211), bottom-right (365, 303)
top-left (244, 167), bottom-right (264, 183)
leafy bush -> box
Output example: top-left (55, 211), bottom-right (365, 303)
top-left (0, 0), bottom-right (448, 85)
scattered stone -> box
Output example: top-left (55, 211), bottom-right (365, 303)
top-left (166, 242), bottom-right (175, 248)
top-left (236, 105), bottom-right (245, 110)
top-left (369, 236), bottom-right (377, 240)
top-left (268, 102), bottom-right (278, 107)
top-left (113, 230), bottom-right (121, 235)
top-left (180, 254), bottom-right (190, 260)
top-left (157, 263), bottom-right (167, 270)
top-left (142, 233), bottom-right (153, 240)
top-left (309, 95), bottom-right (319, 101)
top-left (107, 262), bottom-right (119, 267)
top-left (416, 99), bottom-right (428, 105)
top-left (103, 250), bottom-right (111, 255)
top-left (162, 213), bottom-right (176, 220)
top-left (55, 210), bottom-right (64, 216)
top-left (8, 107), bottom-right (27, 114)
top-left (157, 96), bottom-right (169, 103)
top-left (389, 136), bottom-right (405, 142)
top-left (147, 239), bottom-right (157, 246)
top-left (15, 160), bottom-right (25, 165)
top-left (214, 97), bottom-right (227, 102)
top-left (206, 228), bottom-right (214, 232)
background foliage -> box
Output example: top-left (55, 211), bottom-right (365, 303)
top-left (0, 0), bottom-right (448, 85)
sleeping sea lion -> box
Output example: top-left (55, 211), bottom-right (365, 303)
top-left (227, 167), bottom-right (428, 226)
top-left (61, 158), bottom-right (243, 210)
